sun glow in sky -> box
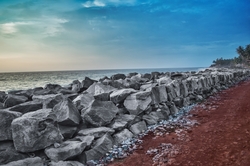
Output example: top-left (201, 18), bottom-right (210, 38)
top-left (0, 0), bottom-right (249, 72)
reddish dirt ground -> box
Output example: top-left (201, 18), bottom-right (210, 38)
top-left (109, 79), bottom-right (250, 166)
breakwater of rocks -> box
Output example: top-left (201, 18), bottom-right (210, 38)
top-left (0, 67), bottom-right (249, 166)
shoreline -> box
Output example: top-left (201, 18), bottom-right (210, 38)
top-left (0, 67), bottom-right (250, 165)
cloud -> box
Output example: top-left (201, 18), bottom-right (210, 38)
top-left (0, 22), bottom-right (33, 34)
top-left (82, 0), bottom-right (137, 8)
top-left (42, 18), bottom-right (69, 37)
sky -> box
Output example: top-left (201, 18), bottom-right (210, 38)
top-left (0, 0), bottom-right (249, 72)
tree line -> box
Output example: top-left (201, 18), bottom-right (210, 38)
top-left (211, 44), bottom-right (250, 67)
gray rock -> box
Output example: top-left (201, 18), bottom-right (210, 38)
top-left (81, 100), bottom-right (119, 127)
top-left (73, 135), bottom-right (95, 147)
top-left (108, 114), bottom-right (136, 131)
top-left (113, 129), bottom-right (134, 145)
top-left (168, 102), bottom-right (179, 115)
top-left (11, 109), bottom-right (63, 152)
top-left (3, 157), bottom-right (44, 166)
top-left (58, 125), bottom-right (77, 139)
top-left (93, 92), bottom-right (110, 101)
top-left (0, 141), bottom-right (29, 165)
top-left (151, 85), bottom-right (168, 104)
top-left (45, 140), bottom-right (87, 162)
top-left (50, 161), bottom-right (85, 166)
top-left (32, 94), bottom-right (64, 108)
top-left (83, 134), bottom-right (114, 162)
top-left (53, 99), bottom-right (81, 126)
top-left (82, 77), bottom-right (97, 90)
top-left (8, 101), bottom-right (43, 114)
top-left (111, 73), bottom-right (126, 80)
top-left (44, 83), bottom-right (62, 93)
top-left (0, 110), bottom-right (22, 141)
top-left (33, 88), bottom-right (56, 96)
top-left (0, 91), bottom-right (7, 103)
top-left (78, 127), bottom-right (115, 138)
top-left (0, 102), bottom-right (3, 109)
top-left (173, 97), bottom-right (184, 108)
top-left (166, 84), bottom-right (176, 101)
top-left (86, 82), bottom-right (117, 96)
top-left (72, 80), bottom-right (83, 93)
top-left (140, 83), bottom-right (157, 91)
top-left (110, 88), bottom-right (137, 104)
top-left (157, 76), bottom-right (172, 85)
top-left (127, 72), bottom-right (138, 78)
top-left (129, 121), bottom-right (147, 135)
top-left (143, 111), bottom-right (166, 125)
top-left (124, 91), bottom-right (152, 115)
top-left (3, 95), bottom-right (28, 108)
top-left (180, 80), bottom-right (189, 97)
top-left (73, 92), bottom-right (95, 110)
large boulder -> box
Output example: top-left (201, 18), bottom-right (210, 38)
top-left (44, 84), bottom-right (62, 93)
top-left (3, 94), bottom-right (28, 108)
top-left (142, 111), bottom-right (165, 125)
top-left (58, 125), bottom-right (77, 139)
top-left (124, 91), bottom-right (152, 115)
top-left (86, 82), bottom-right (117, 96)
top-left (78, 127), bottom-right (115, 138)
top-left (3, 157), bottom-right (44, 166)
top-left (151, 85), bottom-right (168, 104)
top-left (73, 135), bottom-right (95, 147)
top-left (32, 94), bottom-right (64, 108)
top-left (108, 114), bottom-right (136, 131)
top-left (82, 134), bottom-right (114, 163)
top-left (0, 110), bottom-right (22, 141)
top-left (82, 77), bottom-right (97, 90)
top-left (8, 101), bottom-right (43, 114)
top-left (11, 109), bottom-right (63, 152)
top-left (111, 73), bottom-right (126, 80)
top-left (140, 83), bottom-right (157, 91)
top-left (45, 140), bottom-right (87, 162)
top-left (0, 91), bottom-right (7, 103)
top-left (157, 76), bottom-right (172, 85)
top-left (50, 161), bottom-right (85, 166)
top-left (129, 121), bottom-right (147, 135)
top-left (113, 129), bottom-right (134, 145)
top-left (110, 88), bottom-right (137, 104)
top-left (53, 99), bottom-right (81, 126)
top-left (73, 92), bottom-right (95, 110)
top-left (71, 80), bottom-right (83, 93)
top-left (81, 100), bottom-right (119, 127)
top-left (0, 141), bottom-right (29, 165)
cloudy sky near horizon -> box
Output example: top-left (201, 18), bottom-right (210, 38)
top-left (0, 0), bottom-right (249, 72)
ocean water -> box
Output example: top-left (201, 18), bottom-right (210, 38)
top-left (0, 67), bottom-right (205, 92)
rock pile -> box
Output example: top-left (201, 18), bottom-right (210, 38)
top-left (0, 68), bottom-right (249, 165)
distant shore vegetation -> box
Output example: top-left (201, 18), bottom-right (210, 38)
top-left (211, 44), bottom-right (250, 68)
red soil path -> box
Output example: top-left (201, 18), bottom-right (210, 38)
top-left (109, 79), bottom-right (250, 166)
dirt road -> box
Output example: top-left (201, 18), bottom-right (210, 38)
top-left (109, 79), bottom-right (250, 166)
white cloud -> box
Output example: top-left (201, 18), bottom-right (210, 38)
top-left (82, 0), bottom-right (136, 8)
top-left (0, 22), bottom-right (33, 34)
top-left (42, 18), bottom-right (69, 37)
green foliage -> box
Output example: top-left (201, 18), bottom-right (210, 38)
top-left (211, 44), bottom-right (250, 67)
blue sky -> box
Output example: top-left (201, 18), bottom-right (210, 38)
top-left (0, 0), bottom-right (249, 72)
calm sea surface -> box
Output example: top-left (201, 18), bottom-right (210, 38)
top-left (0, 67), bottom-right (205, 92)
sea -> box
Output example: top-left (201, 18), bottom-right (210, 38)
top-left (0, 67), bottom-right (206, 92)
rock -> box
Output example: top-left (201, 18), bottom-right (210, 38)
top-left (157, 76), bottom-right (172, 85)
top-left (151, 72), bottom-right (160, 80)
top-left (53, 99), bottom-right (81, 126)
top-left (58, 125), bottom-right (77, 139)
top-left (140, 83), bottom-right (157, 91)
top-left (81, 100), bottom-right (119, 127)
top-left (151, 85), bottom-right (168, 104)
top-left (73, 92), bottom-right (95, 111)
top-left (3, 94), bottom-right (28, 108)
top-left (86, 82), bottom-right (117, 96)
top-left (0, 102), bottom-right (3, 109)
top-left (142, 111), bottom-right (165, 125)
top-left (141, 73), bottom-right (151, 80)
top-left (131, 74), bottom-right (147, 83)
top-left (44, 83), bottom-right (62, 93)
top-left (127, 72), bottom-right (138, 78)
top-left (109, 80), bottom-right (126, 89)
top-left (113, 129), bottom-right (134, 145)
top-left (108, 114), bottom-right (136, 131)
top-left (129, 121), bottom-right (147, 135)
top-left (168, 102), bottom-right (179, 115)
top-left (173, 97), bottom-right (184, 108)
top-left (180, 80), bottom-right (189, 97)
top-left (32, 94), bottom-right (64, 108)
top-left (3, 157), bottom-right (44, 166)
top-left (73, 135), bottom-right (95, 147)
top-left (0, 110), bottom-right (22, 141)
top-left (50, 161), bottom-right (85, 166)
top-left (82, 134), bottom-right (114, 163)
top-left (0, 91), bottom-right (7, 103)
top-left (166, 84), bottom-right (176, 101)
top-left (82, 77), bottom-right (97, 90)
top-left (33, 88), bottom-right (56, 96)
top-left (124, 91), bottom-right (152, 115)
top-left (8, 101), bottom-right (43, 114)
top-left (94, 92), bottom-right (110, 101)
top-left (11, 109), bottom-right (63, 152)
top-left (72, 80), bottom-right (83, 93)
top-left (110, 88), bottom-right (137, 104)
top-left (78, 127), bottom-right (115, 138)
top-left (111, 73), bottom-right (126, 80)
top-left (45, 140), bottom-right (87, 162)
top-left (58, 88), bottom-right (75, 95)
top-left (0, 141), bottom-right (29, 165)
